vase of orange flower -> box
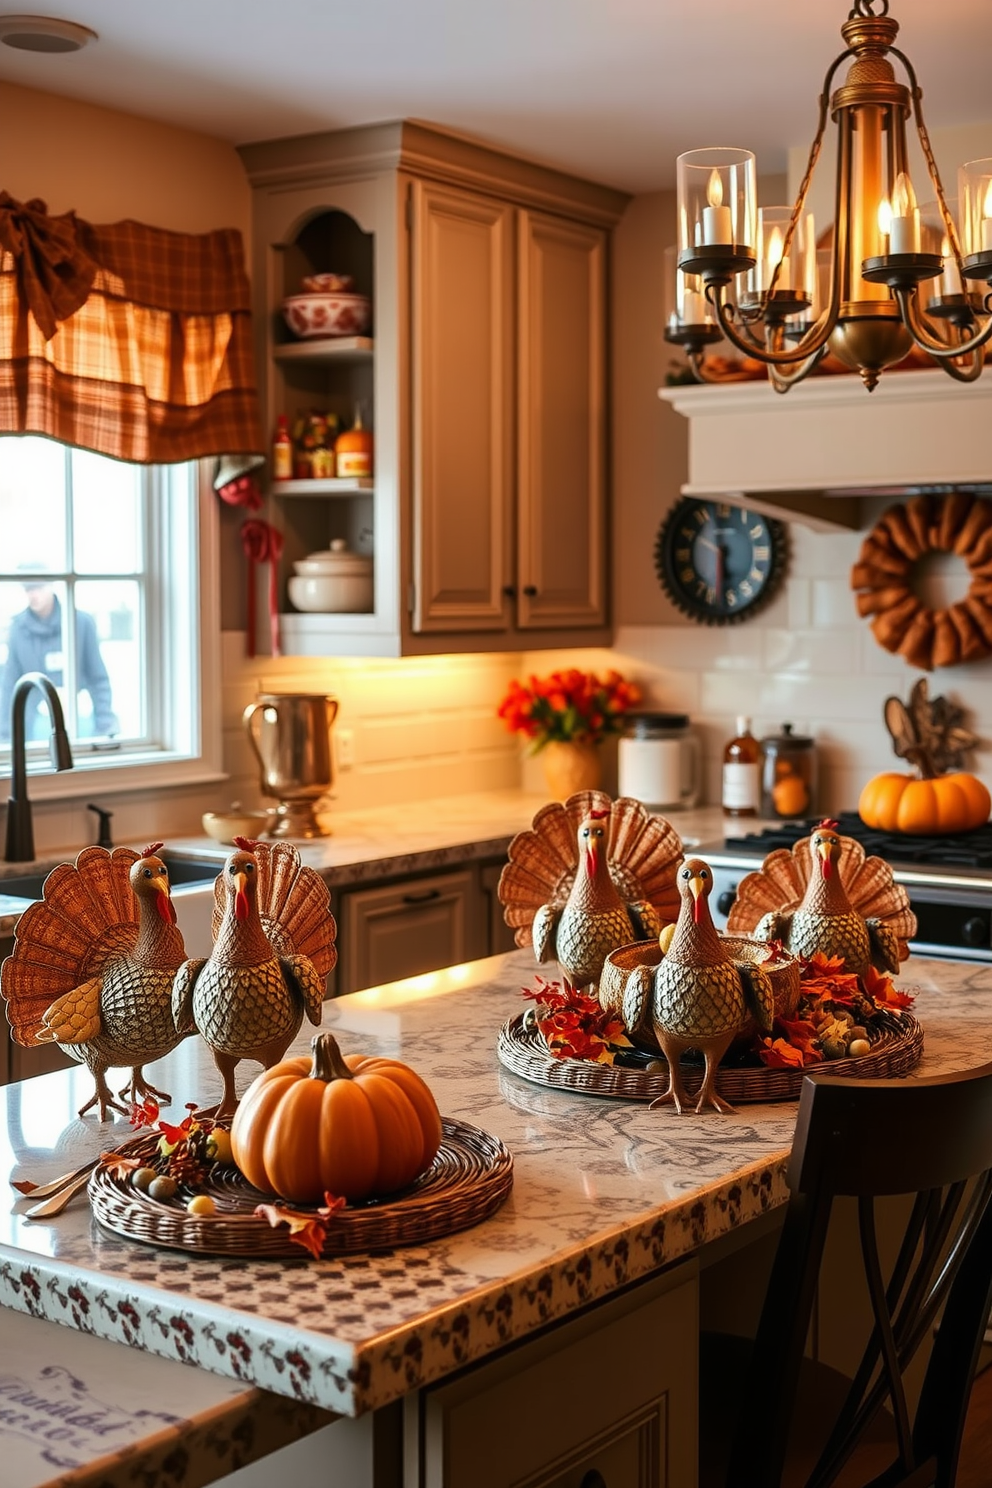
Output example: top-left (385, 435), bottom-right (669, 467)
top-left (497, 668), bottom-right (641, 800)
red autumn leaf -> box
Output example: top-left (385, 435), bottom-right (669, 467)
top-left (129, 1097), bottom-right (160, 1129)
top-left (757, 1036), bottom-right (808, 1069)
top-left (776, 1016), bottom-right (823, 1059)
top-left (254, 1203), bottom-right (328, 1259)
top-left (11, 1178), bottom-right (40, 1195)
top-left (158, 1114), bottom-right (194, 1146)
top-left (862, 963), bottom-right (914, 1009)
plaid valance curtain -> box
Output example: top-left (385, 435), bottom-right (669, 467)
top-left (0, 192), bottom-right (264, 464)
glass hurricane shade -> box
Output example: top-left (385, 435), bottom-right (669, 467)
top-left (664, 245), bottom-right (713, 328)
top-left (742, 206), bottom-right (816, 300)
top-left (959, 159), bottom-right (992, 261)
top-left (677, 148), bottom-right (757, 255)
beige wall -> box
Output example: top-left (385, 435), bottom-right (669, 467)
top-left (3, 80), bottom-right (250, 233)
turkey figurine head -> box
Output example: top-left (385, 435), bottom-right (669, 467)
top-left (577, 808), bottom-right (610, 877)
top-left (812, 820), bottom-right (842, 880)
top-left (130, 842), bottom-right (177, 926)
top-left (667, 857), bottom-right (725, 967)
top-left (229, 837), bottom-right (262, 921)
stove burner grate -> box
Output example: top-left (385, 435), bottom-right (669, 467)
top-left (723, 811), bottom-right (992, 870)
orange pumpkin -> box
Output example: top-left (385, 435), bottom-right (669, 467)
top-left (858, 771), bottom-right (991, 836)
top-left (230, 1032), bottom-right (443, 1204)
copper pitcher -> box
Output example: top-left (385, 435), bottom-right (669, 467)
top-left (243, 692), bottom-right (338, 838)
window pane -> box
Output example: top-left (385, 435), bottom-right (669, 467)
top-left (0, 578), bottom-right (71, 742)
top-left (0, 436), bottom-right (67, 572)
top-left (72, 449), bottom-right (142, 574)
top-left (75, 579), bottom-right (141, 739)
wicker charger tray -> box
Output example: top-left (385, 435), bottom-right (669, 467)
top-left (89, 1117), bottom-right (513, 1258)
top-left (497, 1010), bottom-right (924, 1105)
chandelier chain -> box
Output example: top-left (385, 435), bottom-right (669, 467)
top-left (850, 0), bottom-right (889, 17)
top-left (774, 47), bottom-right (851, 297)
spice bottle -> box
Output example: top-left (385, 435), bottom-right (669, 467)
top-left (272, 414), bottom-right (293, 481)
top-left (722, 715), bottom-right (761, 817)
top-left (335, 406), bottom-right (373, 478)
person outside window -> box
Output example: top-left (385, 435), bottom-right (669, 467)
top-left (0, 582), bottom-right (117, 742)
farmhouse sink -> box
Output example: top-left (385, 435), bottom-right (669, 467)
top-left (0, 851), bottom-right (223, 902)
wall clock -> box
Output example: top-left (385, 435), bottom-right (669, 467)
top-left (654, 498), bottom-right (788, 626)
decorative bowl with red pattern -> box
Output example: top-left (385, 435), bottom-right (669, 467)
top-left (282, 292), bottom-right (371, 339)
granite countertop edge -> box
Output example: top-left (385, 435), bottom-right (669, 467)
top-left (0, 1150), bottom-right (790, 1417)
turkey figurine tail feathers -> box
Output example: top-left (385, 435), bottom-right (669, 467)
top-left (498, 792), bottom-right (684, 947)
top-left (209, 841), bottom-right (338, 977)
top-left (0, 847), bottom-right (141, 1046)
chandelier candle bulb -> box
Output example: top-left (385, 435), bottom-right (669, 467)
top-left (702, 170), bottom-right (733, 245)
top-left (887, 173), bottom-right (921, 255)
top-left (767, 226), bottom-right (791, 290)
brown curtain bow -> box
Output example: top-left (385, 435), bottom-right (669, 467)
top-left (0, 192), bottom-right (98, 341)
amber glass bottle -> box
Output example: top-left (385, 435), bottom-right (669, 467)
top-left (722, 715), bottom-right (761, 817)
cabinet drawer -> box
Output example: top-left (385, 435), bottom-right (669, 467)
top-left (407, 1263), bottom-right (699, 1488)
top-left (336, 869), bottom-right (482, 995)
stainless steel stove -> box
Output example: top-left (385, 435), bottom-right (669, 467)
top-left (697, 811), bottom-right (992, 963)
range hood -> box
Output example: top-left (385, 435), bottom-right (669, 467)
top-left (659, 370), bottom-right (992, 532)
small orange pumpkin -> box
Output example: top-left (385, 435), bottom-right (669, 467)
top-left (858, 770), bottom-right (991, 836)
top-left (230, 1032), bottom-right (443, 1204)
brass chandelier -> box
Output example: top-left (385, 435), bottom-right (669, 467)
top-left (666, 0), bottom-right (992, 392)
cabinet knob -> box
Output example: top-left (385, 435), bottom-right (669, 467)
top-left (502, 585), bottom-right (517, 598)
top-left (523, 584), bottom-right (538, 597)
top-left (579, 1473), bottom-right (608, 1488)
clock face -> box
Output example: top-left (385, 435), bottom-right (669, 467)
top-left (654, 499), bottom-right (787, 626)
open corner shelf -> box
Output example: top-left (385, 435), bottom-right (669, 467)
top-left (273, 336), bottom-right (374, 365)
top-left (272, 477), bottom-right (374, 497)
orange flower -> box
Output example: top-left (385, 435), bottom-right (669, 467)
top-left (496, 668), bottom-right (641, 749)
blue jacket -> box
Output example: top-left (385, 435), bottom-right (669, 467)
top-left (0, 597), bottom-right (117, 742)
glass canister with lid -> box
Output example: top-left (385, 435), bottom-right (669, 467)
top-left (618, 712), bottom-right (701, 810)
top-left (760, 722), bottom-right (818, 819)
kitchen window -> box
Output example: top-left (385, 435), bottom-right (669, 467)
top-left (0, 435), bottom-right (222, 796)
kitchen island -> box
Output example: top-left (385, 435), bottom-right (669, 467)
top-left (2, 945), bottom-right (991, 1485)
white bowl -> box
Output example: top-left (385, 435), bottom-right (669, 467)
top-left (202, 810), bottom-right (273, 845)
top-left (282, 292), bottom-right (371, 339)
top-left (288, 572), bottom-right (374, 613)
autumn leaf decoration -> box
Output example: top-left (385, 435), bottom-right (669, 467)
top-left (523, 976), bottom-right (632, 1063)
top-left (756, 950), bottom-right (914, 1070)
top-left (255, 1193), bottom-right (347, 1259)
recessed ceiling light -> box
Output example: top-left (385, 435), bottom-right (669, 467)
top-left (0, 14), bottom-right (97, 52)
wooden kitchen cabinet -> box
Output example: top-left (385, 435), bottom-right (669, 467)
top-left (331, 858), bottom-right (516, 996)
top-left (411, 181), bottom-right (608, 634)
top-left (334, 867), bottom-right (484, 996)
top-left (405, 1261), bottom-right (699, 1488)
top-left (238, 120), bottom-right (628, 658)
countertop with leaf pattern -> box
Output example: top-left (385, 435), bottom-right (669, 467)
top-left (1, 945), bottom-right (987, 1419)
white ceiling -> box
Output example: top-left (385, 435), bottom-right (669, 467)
top-left (2, 0), bottom-right (991, 194)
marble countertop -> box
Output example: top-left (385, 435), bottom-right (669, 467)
top-left (1, 946), bottom-right (989, 1419)
top-left (0, 792), bottom-right (731, 933)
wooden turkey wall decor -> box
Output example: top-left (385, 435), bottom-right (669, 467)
top-left (850, 493), bottom-right (992, 671)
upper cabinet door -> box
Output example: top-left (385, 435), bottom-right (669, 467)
top-left (410, 180), bottom-right (515, 633)
top-left (516, 211), bottom-right (607, 630)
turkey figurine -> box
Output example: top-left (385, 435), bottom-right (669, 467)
top-left (172, 838), bottom-right (337, 1116)
top-left (498, 792), bottom-right (683, 990)
top-left (1, 844), bottom-right (188, 1119)
top-left (641, 858), bottom-right (775, 1115)
top-left (726, 818), bottom-right (916, 978)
